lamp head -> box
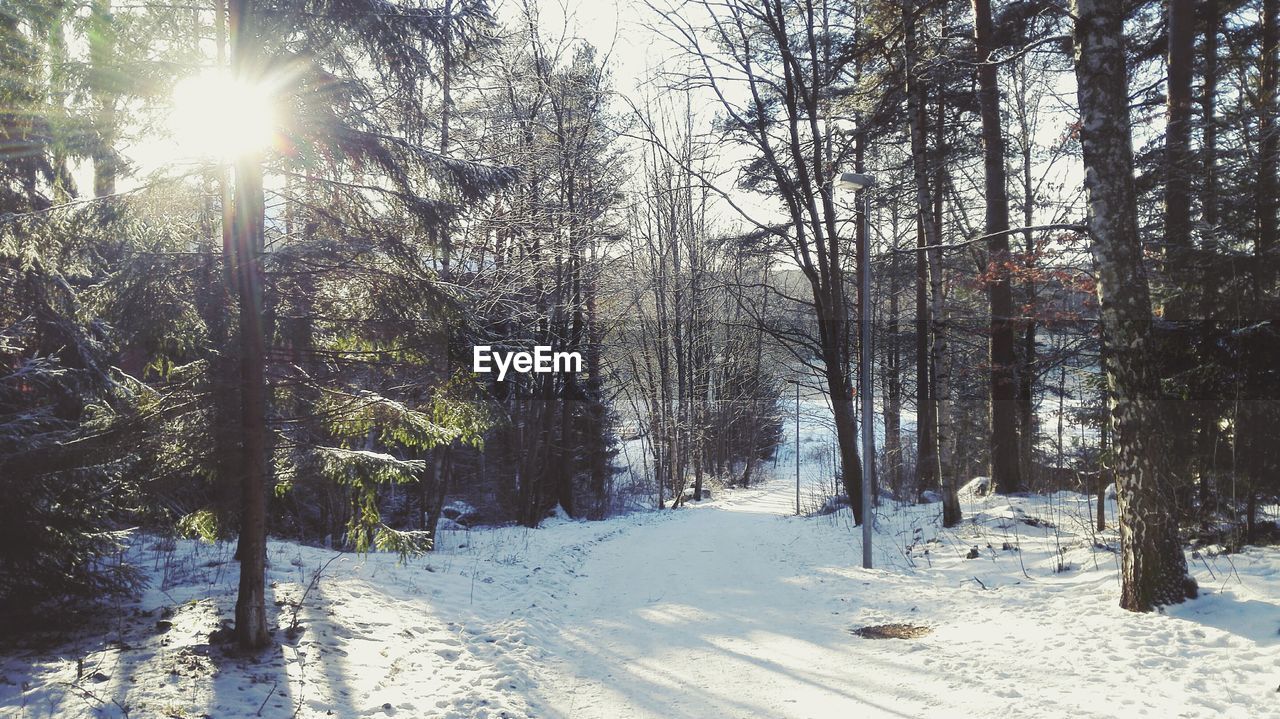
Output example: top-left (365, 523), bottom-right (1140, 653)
top-left (837, 172), bottom-right (876, 191)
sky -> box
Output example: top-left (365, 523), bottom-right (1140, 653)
top-left (109, 0), bottom-right (1084, 253)
top-left (498, 0), bottom-right (663, 92)
top-left (505, 0), bottom-right (1084, 240)
top-left (491, 0), bottom-right (798, 230)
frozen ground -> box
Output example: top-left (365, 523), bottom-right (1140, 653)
top-left (2, 470), bottom-right (1278, 718)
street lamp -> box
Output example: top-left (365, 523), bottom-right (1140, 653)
top-left (794, 380), bottom-right (801, 516)
top-left (837, 172), bottom-right (876, 192)
top-left (837, 171), bottom-right (876, 570)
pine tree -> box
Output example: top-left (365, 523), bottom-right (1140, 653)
top-left (0, 210), bottom-right (145, 630)
top-left (972, 0), bottom-right (1023, 494)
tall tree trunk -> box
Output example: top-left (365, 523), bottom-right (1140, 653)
top-left (1162, 0), bottom-right (1198, 497)
top-left (884, 204), bottom-right (903, 495)
top-left (194, 182), bottom-right (240, 532)
top-left (1071, 0), bottom-right (1197, 611)
top-left (46, 6), bottom-right (72, 204)
top-left (1165, 0), bottom-right (1194, 299)
top-left (211, 0), bottom-right (241, 530)
top-left (915, 220), bottom-right (936, 500)
top-left (1197, 0), bottom-right (1221, 517)
top-left (1258, 0), bottom-right (1279, 297)
top-left (932, 92), bottom-right (959, 526)
top-left (89, 0), bottom-right (116, 197)
top-left (1015, 61), bottom-right (1039, 485)
top-left (229, 0), bottom-right (271, 651)
top-left (585, 246), bottom-right (609, 515)
top-left (1240, 0), bottom-right (1277, 539)
top-left (932, 86), bottom-right (960, 524)
top-left (438, 0), bottom-right (454, 276)
top-left (973, 0), bottom-right (1023, 494)
top-left (905, 1), bottom-right (958, 525)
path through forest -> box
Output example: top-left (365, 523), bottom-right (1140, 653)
top-left (535, 478), bottom-right (941, 718)
top-left (4, 473), bottom-right (1277, 719)
top-left (529, 475), bottom-right (1279, 719)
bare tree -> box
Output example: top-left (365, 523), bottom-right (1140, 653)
top-left (646, 0), bottom-right (868, 521)
top-left (620, 88), bottom-right (782, 504)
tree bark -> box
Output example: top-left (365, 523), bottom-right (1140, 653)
top-left (438, 0), bottom-right (454, 276)
top-left (973, 0), bottom-right (1023, 494)
top-left (1164, 0), bottom-right (1194, 296)
top-left (906, 4), bottom-right (934, 501)
top-left (1258, 0), bottom-right (1279, 297)
top-left (904, 1), bottom-right (958, 525)
top-left (884, 202), bottom-right (903, 495)
top-left (915, 220), bottom-right (936, 500)
top-left (585, 246), bottom-right (609, 515)
top-left (1161, 0), bottom-right (1198, 495)
top-left (46, 7), bottom-right (72, 204)
top-left (1013, 59), bottom-right (1038, 485)
top-left (89, 0), bottom-right (117, 198)
top-left (932, 81), bottom-right (959, 527)
top-left (229, 0), bottom-right (271, 651)
top-left (1071, 0), bottom-right (1197, 611)
top-left (1196, 0), bottom-right (1221, 517)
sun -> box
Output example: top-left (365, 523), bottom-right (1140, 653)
top-left (168, 70), bottom-right (278, 161)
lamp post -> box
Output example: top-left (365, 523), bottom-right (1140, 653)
top-left (795, 380), bottom-right (801, 516)
top-left (837, 171), bottom-right (876, 569)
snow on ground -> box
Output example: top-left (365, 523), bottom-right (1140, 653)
top-left (2, 469), bottom-right (1279, 718)
top-left (532, 482), bottom-right (1280, 719)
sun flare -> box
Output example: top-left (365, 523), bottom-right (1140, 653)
top-left (168, 70), bottom-right (278, 161)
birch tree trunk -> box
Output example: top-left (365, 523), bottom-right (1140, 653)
top-left (1071, 0), bottom-right (1197, 611)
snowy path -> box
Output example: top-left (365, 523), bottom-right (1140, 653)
top-left (527, 476), bottom-right (1280, 719)
top-left (535, 480), bottom-right (939, 718)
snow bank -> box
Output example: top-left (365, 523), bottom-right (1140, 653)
top-left (2, 471), bottom-right (1277, 719)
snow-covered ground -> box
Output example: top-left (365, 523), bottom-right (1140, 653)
top-left (3, 469), bottom-right (1278, 718)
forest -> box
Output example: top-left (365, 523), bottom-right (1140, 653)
top-left (1, 0), bottom-right (1277, 717)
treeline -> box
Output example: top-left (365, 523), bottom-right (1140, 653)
top-left (0, 0), bottom-right (786, 642)
top-left (641, 0), bottom-right (1277, 611)
top-left (2, 0), bottom-right (1278, 641)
